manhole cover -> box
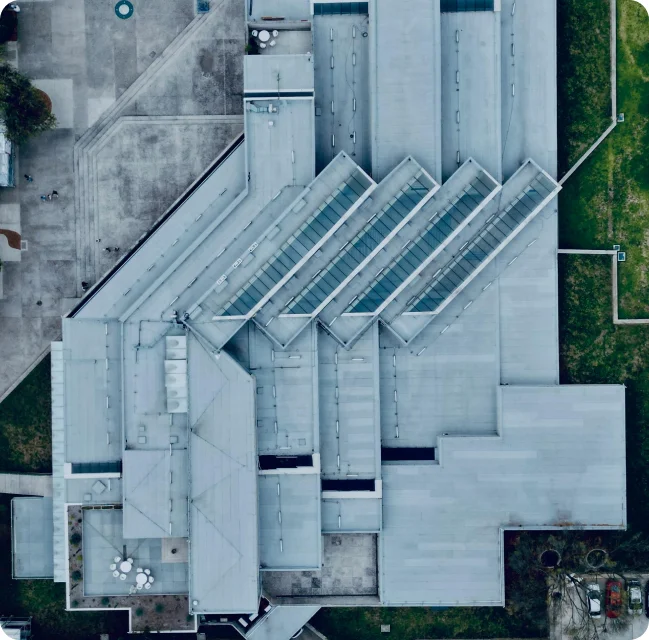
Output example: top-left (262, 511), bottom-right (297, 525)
top-left (585, 548), bottom-right (608, 570)
top-left (540, 549), bottom-right (561, 568)
top-left (115, 0), bottom-right (134, 19)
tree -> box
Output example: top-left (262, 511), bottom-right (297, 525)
top-left (0, 10), bottom-right (16, 45)
top-left (0, 64), bottom-right (55, 144)
top-left (506, 531), bottom-right (635, 640)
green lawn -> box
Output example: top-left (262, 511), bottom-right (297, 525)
top-left (311, 607), bottom-right (535, 640)
top-left (0, 356), bottom-right (52, 473)
top-left (559, 0), bottom-right (649, 319)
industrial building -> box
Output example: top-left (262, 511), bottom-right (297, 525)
top-left (38, 0), bottom-right (626, 636)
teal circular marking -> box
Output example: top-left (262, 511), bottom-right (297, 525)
top-left (115, 0), bottom-right (134, 19)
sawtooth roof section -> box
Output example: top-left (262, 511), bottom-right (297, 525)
top-left (188, 335), bottom-right (258, 614)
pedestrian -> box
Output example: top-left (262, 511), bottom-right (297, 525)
top-left (51, 190), bottom-right (58, 198)
top-left (23, 174), bottom-right (33, 182)
top-left (81, 281), bottom-right (89, 292)
top-left (40, 195), bottom-right (47, 201)
top-left (46, 193), bottom-right (52, 201)
top-left (103, 247), bottom-right (112, 253)
top-left (95, 239), bottom-right (101, 243)
top-left (113, 247), bottom-right (120, 252)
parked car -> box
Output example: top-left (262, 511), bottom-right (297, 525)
top-left (606, 579), bottom-right (623, 618)
top-left (628, 579), bottom-right (643, 615)
top-left (587, 583), bottom-right (601, 618)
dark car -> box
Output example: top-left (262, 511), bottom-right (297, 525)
top-left (606, 579), bottom-right (623, 618)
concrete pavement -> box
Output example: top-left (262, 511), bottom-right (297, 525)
top-left (0, 473), bottom-right (52, 496)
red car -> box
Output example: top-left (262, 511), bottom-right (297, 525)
top-left (606, 579), bottom-right (623, 618)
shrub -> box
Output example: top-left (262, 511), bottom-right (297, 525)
top-left (69, 532), bottom-right (81, 546)
top-left (135, 608), bottom-right (144, 617)
top-left (154, 603), bottom-right (165, 613)
top-left (101, 597), bottom-right (110, 606)
top-left (71, 570), bottom-right (82, 582)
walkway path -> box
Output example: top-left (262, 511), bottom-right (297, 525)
top-left (0, 473), bottom-right (52, 497)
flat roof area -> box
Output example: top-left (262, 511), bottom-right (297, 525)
top-left (313, 13), bottom-right (371, 174)
top-left (380, 385), bottom-right (626, 606)
top-left (440, 10), bottom-right (502, 181)
top-left (12, 498), bottom-right (54, 579)
top-left (259, 473), bottom-right (321, 570)
top-left (370, 0), bottom-right (442, 182)
top-left (318, 325), bottom-right (380, 478)
top-left (244, 54), bottom-right (315, 94)
top-left (247, 322), bottom-right (318, 456)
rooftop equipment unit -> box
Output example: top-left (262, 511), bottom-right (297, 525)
top-left (165, 336), bottom-right (188, 413)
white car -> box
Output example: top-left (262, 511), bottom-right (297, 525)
top-left (628, 579), bottom-right (643, 615)
top-left (587, 583), bottom-right (601, 619)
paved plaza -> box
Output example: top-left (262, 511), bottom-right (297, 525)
top-left (0, 0), bottom-right (244, 401)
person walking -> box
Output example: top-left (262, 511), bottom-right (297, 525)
top-left (40, 195), bottom-right (48, 201)
top-left (51, 190), bottom-right (58, 198)
top-left (23, 174), bottom-right (33, 182)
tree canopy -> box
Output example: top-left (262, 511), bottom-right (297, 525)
top-left (0, 64), bottom-right (56, 144)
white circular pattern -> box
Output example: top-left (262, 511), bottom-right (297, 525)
top-left (120, 560), bottom-right (132, 573)
top-left (258, 30), bottom-right (270, 42)
top-left (136, 572), bottom-right (148, 586)
top-left (118, 3), bottom-right (129, 14)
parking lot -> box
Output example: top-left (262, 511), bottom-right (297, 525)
top-left (550, 574), bottom-right (649, 640)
